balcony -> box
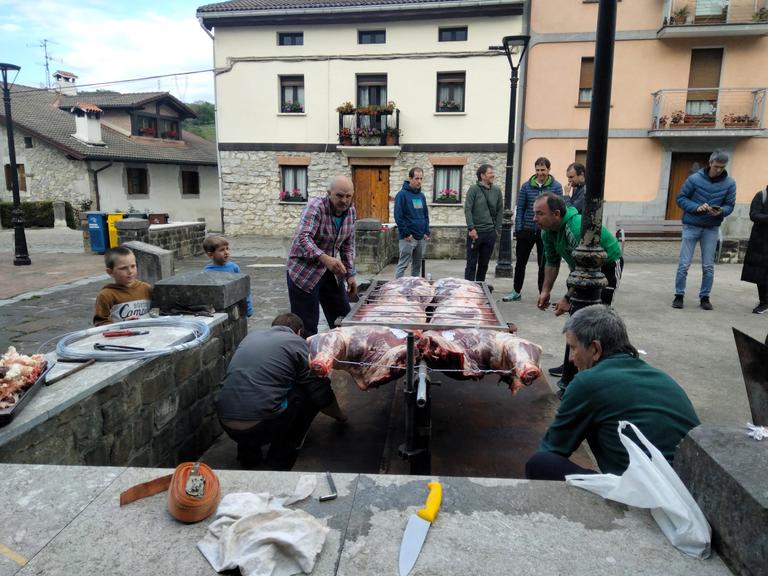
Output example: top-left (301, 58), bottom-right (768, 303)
top-left (649, 88), bottom-right (766, 137)
top-left (337, 105), bottom-right (401, 150)
top-left (659, 0), bottom-right (768, 37)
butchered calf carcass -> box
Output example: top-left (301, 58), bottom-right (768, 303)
top-left (308, 326), bottom-right (410, 390)
top-left (418, 329), bottom-right (543, 394)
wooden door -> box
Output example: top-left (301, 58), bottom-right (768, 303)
top-left (352, 166), bottom-right (390, 222)
top-left (666, 153), bottom-right (710, 219)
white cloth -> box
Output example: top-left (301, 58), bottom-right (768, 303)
top-left (746, 422), bottom-right (768, 440)
top-left (198, 475), bottom-right (330, 576)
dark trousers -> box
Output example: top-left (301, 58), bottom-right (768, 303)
top-left (464, 230), bottom-right (497, 282)
top-left (758, 282), bottom-right (768, 305)
top-left (525, 451), bottom-right (597, 481)
top-left (221, 386), bottom-right (319, 471)
top-left (513, 230), bottom-right (544, 293)
top-left (561, 257), bottom-right (624, 387)
top-left (288, 270), bottom-right (350, 337)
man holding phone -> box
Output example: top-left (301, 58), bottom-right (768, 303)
top-left (673, 150), bottom-right (736, 310)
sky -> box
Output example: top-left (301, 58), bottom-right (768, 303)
top-left (0, 0), bottom-right (216, 102)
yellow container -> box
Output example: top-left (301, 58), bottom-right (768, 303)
top-left (106, 213), bottom-right (124, 248)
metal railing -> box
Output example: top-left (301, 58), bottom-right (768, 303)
top-left (664, 0), bottom-right (768, 26)
top-left (650, 87), bottom-right (766, 130)
top-left (337, 108), bottom-right (401, 146)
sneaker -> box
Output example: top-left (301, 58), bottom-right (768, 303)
top-left (672, 295), bottom-right (684, 309)
top-left (548, 364), bottom-right (564, 377)
top-left (502, 290), bottom-right (522, 302)
top-left (700, 297), bottom-right (713, 311)
top-left (753, 303), bottom-right (768, 314)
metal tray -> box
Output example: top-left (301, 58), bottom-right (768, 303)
top-left (0, 361), bottom-right (52, 427)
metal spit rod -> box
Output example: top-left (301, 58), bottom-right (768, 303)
top-left (416, 360), bottom-right (428, 407)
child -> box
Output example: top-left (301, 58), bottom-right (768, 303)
top-left (203, 235), bottom-right (254, 317)
top-left (93, 246), bottom-right (153, 326)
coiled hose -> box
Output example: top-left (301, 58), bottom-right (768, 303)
top-left (56, 317), bottom-right (211, 361)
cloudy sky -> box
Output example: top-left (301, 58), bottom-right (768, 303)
top-left (0, 0), bottom-right (216, 102)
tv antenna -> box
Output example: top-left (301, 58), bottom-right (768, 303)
top-left (26, 38), bottom-right (61, 88)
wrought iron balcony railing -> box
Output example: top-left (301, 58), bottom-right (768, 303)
top-left (664, 0), bottom-right (768, 26)
top-left (650, 87), bottom-right (766, 131)
top-left (337, 108), bottom-right (401, 146)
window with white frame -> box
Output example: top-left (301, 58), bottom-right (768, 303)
top-left (280, 166), bottom-right (308, 202)
top-left (280, 76), bottom-right (305, 113)
top-left (436, 72), bottom-right (465, 112)
top-left (433, 166), bottom-right (462, 203)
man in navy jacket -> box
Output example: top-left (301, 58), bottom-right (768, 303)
top-left (394, 167), bottom-right (430, 278)
top-left (673, 150), bottom-right (736, 311)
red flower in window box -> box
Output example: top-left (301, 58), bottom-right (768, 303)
top-left (164, 130), bottom-right (178, 139)
top-left (139, 127), bottom-right (156, 136)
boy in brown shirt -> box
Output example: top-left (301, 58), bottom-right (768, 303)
top-left (93, 246), bottom-right (153, 326)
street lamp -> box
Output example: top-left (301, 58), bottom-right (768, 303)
top-left (489, 35), bottom-right (529, 278)
top-left (0, 62), bottom-right (31, 266)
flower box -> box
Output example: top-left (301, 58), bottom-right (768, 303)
top-left (433, 197), bottom-right (461, 205)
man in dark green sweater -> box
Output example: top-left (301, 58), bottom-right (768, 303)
top-left (526, 305), bottom-right (700, 480)
top-left (464, 163), bottom-right (503, 282)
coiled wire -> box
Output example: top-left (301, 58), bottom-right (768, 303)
top-left (56, 317), bottom-right (211, 361)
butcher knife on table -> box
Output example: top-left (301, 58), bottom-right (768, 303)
top-left (399, 481), bottom-right (442, 576)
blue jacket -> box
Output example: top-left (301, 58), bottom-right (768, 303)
top-left (676, 168), bottom-right (736, 228)
top-left (204, 261), bottom-right (254, 317)
top-left (394, 181), bottom-right (430, 240)
top-left (515, 174), bottom-right (563, 232)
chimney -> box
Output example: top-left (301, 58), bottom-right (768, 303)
top-left (53, 70), bottom-right (78, 96)
top-left (71, 103), bottom-right (105, 145)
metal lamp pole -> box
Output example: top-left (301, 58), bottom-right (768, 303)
top-left (0, 63), bottom-right (31, 266)
top-left (490, 35), bottom-right (530, 278)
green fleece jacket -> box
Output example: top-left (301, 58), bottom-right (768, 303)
top-left (464, 182), bottom-right (503, 235)
top-left (541, 206), bottom-right (622, 269)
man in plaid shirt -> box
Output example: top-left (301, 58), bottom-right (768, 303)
top-left (287, 175), bottom-right (358, 337)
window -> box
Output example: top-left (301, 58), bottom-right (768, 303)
top-left (439, 26), bottom-right (467, 42)
top-left (358, 30), bottom-right (385, 44)
top-left (278, 32), bottom-right (303, 46)
top-left (4, 163), bottom-right (26, 191)
top-left (578, 57), bottom-right (594, 104)
top-left (24, 137), bottom-right (33, 148)
top-left (136, 115), bottom-right (158, 137)
top-left (686, 48), bottom-right (722, 116)
top-left (575, 150), bottom-right (587, 166)
top-left (433, 166), bottom-right (462, 203)
top-left (436, 72), bottom-right (465, 112)
top-left (357, 74), bottom-right (387, 106)
top-left (126, 167), bottom-right (148, 196)
top-left (181, 170), bottom-right (200, 195)
top-left (280, 76), bottom-right (305, 113)
top-left (280, 166), bottom-right (308, 202)
top-left (160, 119), bottom-right (180, 140)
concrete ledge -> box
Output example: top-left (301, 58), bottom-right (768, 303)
top-left (154, 271), bottom-right (250, 312)
top-left (675, 425), bottom-right (768, 576)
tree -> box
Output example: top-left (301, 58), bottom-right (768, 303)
top-left (182, 100), bottom-right (216, 141)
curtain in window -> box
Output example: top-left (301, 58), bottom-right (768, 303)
top-left (281, 167), bottom-right (307, 200)
top-left (434, 167), bottom-right (461, 202)
top-left (437, 73), bottom-right (465, 111)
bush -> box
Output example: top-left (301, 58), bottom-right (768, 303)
top-left (0, 200), bottom-right (79, 229)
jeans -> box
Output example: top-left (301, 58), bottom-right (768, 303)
top-left (675, 224), bottom-right (719, 298)
top-left (525, 451), bottom-right (597, 481)
top-left (395, 237), bottom-right (427, 278)
top-left (464, 230), bottom-right (497, 282)
top-left (513, 230), bottom-right (544, 293)
top-left (287, 270), bottom-right (350, 337)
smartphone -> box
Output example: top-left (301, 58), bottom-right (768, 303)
top-left (710, 205), bottom-right (721, 211)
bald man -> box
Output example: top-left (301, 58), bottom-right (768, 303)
top-left (287, 175), bottom-right (358, 337)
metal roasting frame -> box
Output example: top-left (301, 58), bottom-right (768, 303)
top-left (340, 279), bottom-right (510, 474)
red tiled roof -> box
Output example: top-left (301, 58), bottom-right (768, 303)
top-left (72, 102), bottom-right (103, 113)
top-left (53, 70), bottom-right (78, 78)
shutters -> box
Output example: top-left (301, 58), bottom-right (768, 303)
top-left (687, 48), bottom-right (722, 102)
top-left (578, 58), bottom-right (594, 104)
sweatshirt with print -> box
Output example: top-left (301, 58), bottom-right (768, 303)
top-left (93, 281), bottom-right (153, 326)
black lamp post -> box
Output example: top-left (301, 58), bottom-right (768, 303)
top-left (490, 35), bottom-right (529, 278)
top-left (0, 63), bottom-right (31, 266)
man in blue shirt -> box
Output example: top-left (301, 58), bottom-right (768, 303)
top-left (394, 167), bottom-right (430, 278)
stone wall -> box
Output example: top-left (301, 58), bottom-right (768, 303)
top-left (115, 219), bottom-right (206, 258)
top-left (219, 149), bottom-right (505, 236)
top-left (0, 308), bottom-right (246, 467)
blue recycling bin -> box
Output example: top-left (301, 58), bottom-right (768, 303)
top-left (86, 211), bottom-right (109, 254)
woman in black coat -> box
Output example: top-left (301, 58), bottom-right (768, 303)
top-left (741, 186), bottom-right (768, 314)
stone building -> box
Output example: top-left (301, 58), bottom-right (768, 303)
top-left (197, 0), bottom-right (524, 236)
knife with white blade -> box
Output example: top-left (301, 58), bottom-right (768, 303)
top-left (398, 481), bottom-right (442, 576)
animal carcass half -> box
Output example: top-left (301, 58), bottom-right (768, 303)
top-left (418, 329), bottom-right (543, 394)
top-left (308, 326), bottom-right (409, 390)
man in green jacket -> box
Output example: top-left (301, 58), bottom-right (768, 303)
top-left (526, 305), bottom-right (700, 480)
top-left (534, 192), bottom-right (624, 395)
top-left (464, 163), bottom-right (503, 283)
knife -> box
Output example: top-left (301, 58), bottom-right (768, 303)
top-left (398, 481), bottom-right (442, 576)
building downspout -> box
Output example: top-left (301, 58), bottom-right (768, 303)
top-left (198, 16), bottom-right (225, 233)
top-left (88, 161), bottom-right (113, 211)
top-left (512, 0), bottom-right (530, 197)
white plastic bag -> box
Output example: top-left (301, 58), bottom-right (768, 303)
top-left (566, 421), bottom-right (711, 559)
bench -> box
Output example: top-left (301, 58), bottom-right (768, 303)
top-left (615, 219), bottom-right (683, 241)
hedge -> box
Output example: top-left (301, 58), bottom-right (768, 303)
top-left (0, 201), bottom-right (78, 229)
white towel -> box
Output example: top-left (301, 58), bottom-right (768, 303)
top-left (198, 475), bottom-right (330, 576)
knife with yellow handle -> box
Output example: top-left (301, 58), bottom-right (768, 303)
top-left (398, 481), bottom-right (442, 576)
